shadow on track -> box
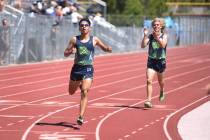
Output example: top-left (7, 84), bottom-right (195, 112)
top-left (36, 122), bottom-right (80, 130)
top-left (112, 105), bottom-right (148, 110)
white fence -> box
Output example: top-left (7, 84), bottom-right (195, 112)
top-left (0, 13), bottom-right (210, 65)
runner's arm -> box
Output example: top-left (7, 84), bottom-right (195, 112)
top-left (141, 28), bottom-right (149, 48)
top-left (64, 37), bottom-right (76, 57)
top-left (94, 37), bottom-right (112, 53)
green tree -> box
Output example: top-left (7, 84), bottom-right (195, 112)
top-left (104, 0), bottom-right (126, 14)
top-left (144, 0), bottom-right (168, 18)
top-left (123, 0), bottom-right (143, 15)
top-left (104, 0), bottom-right (169, 26)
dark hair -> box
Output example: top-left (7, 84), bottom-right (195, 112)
top-left (2, 18), bottom-right (7, 25)
top-left (79, 18), bottom-right (91, 26)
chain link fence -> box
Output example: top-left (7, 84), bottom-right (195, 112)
top-left (0, 12), bottom-right (210, 66)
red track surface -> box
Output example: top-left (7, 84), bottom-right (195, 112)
top-left (0, 45), bottom-right (210, 140)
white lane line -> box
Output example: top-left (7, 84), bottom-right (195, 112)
top-left (0, 55), bottom-right (136, 76)
top-left (95, 75), bottom-right (210, 140)
top-left (0, 69), bottom-right (66, 82)
top-left (118, 115), bottom-right (173, 140)
top-left (138, 128), bottom-right (143, 131)
top-left (2, 64), bottom-right (210, 112)
top-left (63, 128), bottom-right (70, 131)
top-left (178, 101), bottom-right (210, 140)
top-left (0, 66), bottom-right (141, 98)
top-left (0, 115), bottom-right (35, 118)
top-left (3, 58), bottom-right (200, 139)
top-left (20, 67), bottom-right (210, 140)
top-left (99, 115), bottom-right (104, 118)
top-left (124, 135), bottom-right (130, 138)
top-left (0, 58), bottom-right (141, 82)
top-left (7, 123), bottom-right (14, 126)
top-left (150, 122), bottom-right (155, 125)
top-left (91, 118), bottom-right (97, 121)
top-left (108, 98), bottom-right (140, 101)
top-left (144, 124), bottom-right (149, 128)
top-left (1, 50), bottom-right (208, 98)
top-left (28, 117), bottom-right (34, 120)
top-left (21, 84), bottom-right (147, 140)
top-left (132, 131), bottom-right (137, 134)
top-left (0, 100), bottom-right (26, 103)
top-left (0, 74), bottom-right (142, 112)
top-left (160, 117), bottom-right (165, 120)
top-left (163, 95), bottom-right (209, 140)
top-left (1, 56), bottom-right (208, 99)
top-left (1, 46), bottom-right (207, 77)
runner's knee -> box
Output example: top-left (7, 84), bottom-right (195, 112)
top-left (81, 89), bottom-right (88, 98)
top-left (147, 79), bottom-right (152, 85)
top-left (159, 81), bottom-right (164, 87)
top-left (69, 87), bottom-right (77, 95)
top-left (69, 89), bottom-right (75, 95)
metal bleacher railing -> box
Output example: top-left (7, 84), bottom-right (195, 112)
top-left (0, 2), bottom-right (210, 66)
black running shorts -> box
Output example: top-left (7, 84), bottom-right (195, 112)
top-left (147, 57), bottom-right (166, 73)
top-left (70, 64), bottom-right (94, 81)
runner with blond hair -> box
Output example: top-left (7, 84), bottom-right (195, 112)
top-left (141, 17), bottom-right (168, 108)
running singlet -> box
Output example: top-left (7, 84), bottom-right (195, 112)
top-left (148, 34), bottom-right (166, 59)
top-left (74, 36), bottom-right (95, 65)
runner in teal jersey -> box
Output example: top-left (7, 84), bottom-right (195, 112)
top-left (64, 18), bottom-right (112, 125)
top-left (141, 18), bottom-right (168, 108)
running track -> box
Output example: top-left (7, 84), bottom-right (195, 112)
top-left (0, 45), bottom-right (210, 140)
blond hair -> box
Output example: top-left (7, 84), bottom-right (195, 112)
top-left (151, 17), bottom-right (166, 33)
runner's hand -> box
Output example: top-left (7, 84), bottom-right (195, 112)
top-left (143, 28), bottom-right (149, 36)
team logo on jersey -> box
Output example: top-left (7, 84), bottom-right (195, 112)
top-left (78, 46), bottom-right (89, 55)
top-left (152, 41), bottom-right (160, 49)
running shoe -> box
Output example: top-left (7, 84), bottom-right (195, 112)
top-left (159, 91), bottom-right (165, 102)
top-left (144, 101), bottom-right (153, 108)
top-left (77, 116), bottom-right (84, 125)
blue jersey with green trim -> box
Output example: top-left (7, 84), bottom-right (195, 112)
top-left (148, 34), bottom-right (166, 59)
top-left (74, 36), bottom-right (95, 65)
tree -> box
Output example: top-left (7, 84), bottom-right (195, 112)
top-left (104, 0), bottom-right (126, 14)
top-left (123, 0), bottom-right (143, 15)
top-left (144, 0), bottom-right (168, 18)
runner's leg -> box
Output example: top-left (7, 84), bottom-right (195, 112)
top-left (79, 78), bottom-right (92, 117)
top-left (146, 68), bottom-right (156, 102)
top-left (68, 80), bottom-right (81, 95)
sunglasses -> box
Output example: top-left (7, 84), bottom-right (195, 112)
top-left (80, 24), bottom-right (89, 27)
top-left (153, 24), bottom-right (160, 26)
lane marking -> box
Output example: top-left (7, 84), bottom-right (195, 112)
top-left (21, 69), bottom-right (210, 140)
top-left (39, 133), bottom-right (86, 140)
top-left (108, 98), bottom-right (141, 101)
top-left (2, 64), bottom-right (210, 112)
top-left (0, 54), bottom-right (139, 77)
top-left (0, 115), bottom-right (35, 118)
top-left (0, 59), bottom-right (141, 83)
top-left (118, 115), bottom-right (168, 140)
top-left (163, 95), bottom-right (209, 140)
top-left (124, 135), bottom-right (130, 138)
top-left (132, 131), bottom-right (137, 134)
top-left (95, 76), bottom-right (210, 140)
top-left (1, 50), bottom-right (209, 98)
top-left (7, 123), bottom-right (14, 126)
top-left (138, 128), bottom-right (143, 131)
top-left (0, 100), bottom-right (26, 103)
